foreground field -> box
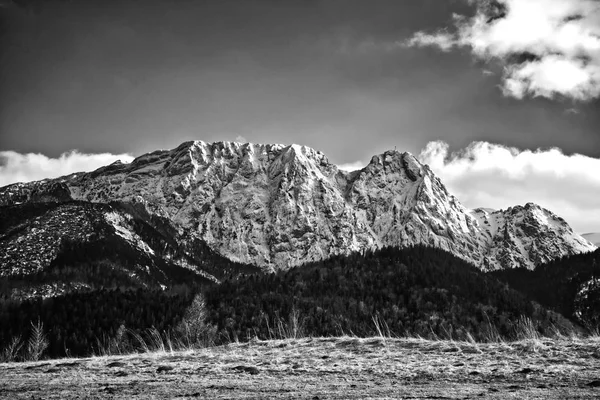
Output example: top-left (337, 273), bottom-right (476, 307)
top-left (1, 337), bottom-right (599, 399)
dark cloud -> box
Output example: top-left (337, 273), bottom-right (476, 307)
top-left (0, 0), bottom-right (598, 172)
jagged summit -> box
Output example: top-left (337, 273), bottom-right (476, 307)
top-left (0, 140), bottom-right (595, 272)
top-left (364, 150), bottom-right (423, 179)
top-left (470, 202), bottom-right (592, 270)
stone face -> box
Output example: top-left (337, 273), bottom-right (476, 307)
top-left (0, 141), bottom-right (595, 271)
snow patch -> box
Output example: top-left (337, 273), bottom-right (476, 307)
top-left (104, 211), bottom-right (155, 256)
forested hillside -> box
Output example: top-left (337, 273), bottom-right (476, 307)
top-left (492, 249), bottom-right (600, 329)
top-left (0, 245), bottom-right (586, 360)
top-left (204, 246), bottom-right (576, 342)
top-left (0, 287), bottom-right (196, 358)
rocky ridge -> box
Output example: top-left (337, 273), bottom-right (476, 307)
top-left (0, 141), bottom-right (595, 272)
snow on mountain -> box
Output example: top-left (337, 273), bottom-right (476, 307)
top-left (471, 205), bottom-right (594, 270)
top-left (103, 210), bottom-right (156, 257)
top-left (0, 140), bottom-right (595, 271)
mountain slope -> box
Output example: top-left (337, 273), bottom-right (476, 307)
top-left (0, 201), bottom-right (258, 299)
top-left (0, 141), bottom-right (594, 271)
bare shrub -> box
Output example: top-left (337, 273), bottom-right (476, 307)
top-left (97, 324), bottom-right (127, 356)
top-left (26, 319), bottom-right (49, 361)
top-left (125, 328), bottom-right (153, 353)
top-left (513, 316), bottom-right (540, 341)
top-left (1, 336), bottom-right (24, 363)
top-left (146, 327), bottom-right (169, 353)
top-left (372, 314), bottom-right (393, 342)
top-left (274, 307), bottom-right (305, 340)
top-left (175, 293), bottom-right (217, 348)
top-left (481, 315), bottom-right (503, 343)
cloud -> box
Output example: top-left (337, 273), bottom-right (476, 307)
top-left (406, 0), bottom-right (600, 101)
top-left (234, 135), bottom-right (248, 143)
top-left (0, 150), bottom-right (134, 187)
top-left (418, 141), bottom-right (600, 234)
top-left (405, 31), bottom-right (457, 52)
top-left (337, 160), bottom-right (367, 172)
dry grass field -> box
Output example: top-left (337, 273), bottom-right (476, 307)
top-left (1, 336), bottom-right (599, 399)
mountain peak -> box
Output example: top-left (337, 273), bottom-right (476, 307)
top-left (279, 143), bottom-right (327, 164)
top-left (366, 150), bottom-right (424, 180)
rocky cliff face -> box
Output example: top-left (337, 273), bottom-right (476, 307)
top-left (1, 141), bottom-right (595, 272)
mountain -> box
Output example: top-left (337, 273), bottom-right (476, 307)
top-left (469, 205), bottom-right (595, 270)
top-left (583, 233), bottom-right (600, 247)
top-left (0, 141), bottom-right (595, 273)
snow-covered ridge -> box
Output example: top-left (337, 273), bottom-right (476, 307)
top-left (0, 140), bottom-right (595, 271)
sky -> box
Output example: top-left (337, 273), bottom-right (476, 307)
top-left (0, 0), bottom-right (599, 233)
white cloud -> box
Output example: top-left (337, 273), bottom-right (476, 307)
top-left (337, 161), bottom-right (367, 172)
top-left (0, 150), bottom-right (134, 187)
top-left (234, 135), bottom-right (248, 143)
top-left (418, 141), bottom-right (600, 233)
top-left (406, 0), bottom-right (600, 100)
top-left (405, 31), bottom-right (457, 52)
